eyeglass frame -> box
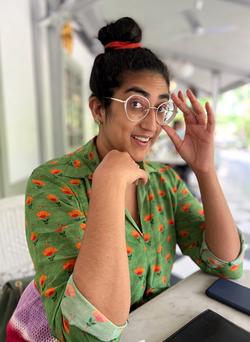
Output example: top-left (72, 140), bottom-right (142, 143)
top-left (105, 94), bottom-right (177, 125)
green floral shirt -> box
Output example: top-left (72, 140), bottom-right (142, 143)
top-left (25, 137), bottom-right (245, 342)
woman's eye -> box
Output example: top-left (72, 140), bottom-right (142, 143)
top-left (131, 101), bottom-right (143, 109)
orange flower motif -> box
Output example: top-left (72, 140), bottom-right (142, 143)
top-left (127, 246), bottom-right (133, 256)
top-left (230, 264), bottom-right (240, 272)
top-left (162, 275), bottom-right (167, 284)
top-left (50, 168), bottom-right (62, 175)
top-left (73, 159), bottom-right (81, 168)
top-left (68, 210), bottom-right (82, 219)
top-left (47, 194), bottom-right (59, 202)
top-left (153, 265), bottom-right (161, 273)
top-left (134, 267), bottom-right (145, 277)
top-left (143, 233), bottom-right (151, 243)
top-left (131, 230), bottom-right (140, 239)
top-left (158, 190), bottom-right (166, 197)
top-left (36, 211), bottom-right (50, 221)
top-left (182, 203), bottom-right (191, 212)
top-left (32, 179), bottom-right (45, 187)
top-left (172, 186), bottom-right (177, 193)
top-left (168, 218), bottom-right (174, 225)
top-left (165, 253), bottom-right (171, 262)
top-left (167, 234), bottom-right (172, 243)
top-left (26, 196), bottom-right (32, 206)
top-left (158, 224), bottom-right (164, 233)
top-left (92, 310), bottom-right (109, 323)
top-left (61, 186), bottom-right (73, 195)
top-left (144, 214), bottom-right (153, 222)
top-left (65, 284), bottom-right (76, 297)
top-left (75, 242), bottom-right (81, 249)
top-left (43, 247), bottom-right (58, 257)
top-left (156, 205), bottom-right (163, 213)
top-left (157, 244), bottom-right (162, 253)
top-left (179, 230), bottom-right (189, 238)
top-left (62, 316), bottom-right (70, 334)
top-left (160, 176), bottom-right (165, 183)
top-left (198, 209), bottom-right (204, 216)
top-left (44, 287), bottom-right (56, 297)
top-left (30, 232), bottom-right (38, 242)
top-left (80, 223), bottom-right (87, 231)
top-left (39, 274), bottom-right (47, 287)
top-left (89, 151), bottom-right (95, 160)
top-left (147, 193), bottom-right (154, 201)
top-left (49, 160), bottom-right (58, 165)
top-left (70, 179), bottom-right (81, 185)
top-left (182, 188), bottom-right (189, 195)
top-left (63, 259), bottom-right (76, 271)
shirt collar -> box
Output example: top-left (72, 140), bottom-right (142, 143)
top-left (63, 137), bottom-right (156, 179)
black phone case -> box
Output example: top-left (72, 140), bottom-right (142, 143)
top-left (206, 278), bottom-right (250, 315)
top-left (163, 309), bottom-right (250, 342)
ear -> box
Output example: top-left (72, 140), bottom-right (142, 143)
top-left (89, 96), bottom-right (105, 124)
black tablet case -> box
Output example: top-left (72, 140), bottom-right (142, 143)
top-left (163, 309), bottom-right (250, 342)
top-left (206, 278), bottom-right (250, 315)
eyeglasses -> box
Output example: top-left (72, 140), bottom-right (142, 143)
top-left (106, 94), bottom-right (177, 125)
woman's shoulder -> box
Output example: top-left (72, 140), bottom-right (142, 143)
top-left (145, 160), bottom-right (180, 184)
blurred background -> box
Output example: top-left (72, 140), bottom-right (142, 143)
top-left (0, 0), bottom-right (249, 286)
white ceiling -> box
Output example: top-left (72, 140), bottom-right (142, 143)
top-left (93, 0), bottom-right (250, 95)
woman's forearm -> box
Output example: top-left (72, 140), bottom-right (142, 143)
top-left (73, 177), bottom-right (130, 325)
top-left (196, 168), bottom-right (240, 261)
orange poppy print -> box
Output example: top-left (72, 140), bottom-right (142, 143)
top-left (158, 224), bottom-right (164, 233)
top-left (80, 223), bottom-right (87, 231)
top-left (134, 267), bottom-right (145, 278)
top-left (229, 264), bottom-right (240, 272)
top-left (75, 242), bottom-right (81, 249)
top-left (131, 230), bottom-right (140, 239)
top-left (167, 234), bottom-right (171, 243)
top-left (168, 218), bottom-right (174, 225)
top-left (39, 274), bottom-right (47, 288)
top-left (63, 259), bottom-right (76, 271)
top-left (153, 265), bottom-right (161, 274)
top-left (73, 159), bottom-right (81, 168)
top-left (157, 244), bottom-right (162, 253)
top-left (143, 233), bottom-right (151, 244)
top-left (44, 287), bottom-right (57, 301)
top-left (182, 203), bottom-right (191, 212)
top-left (172, 186), bottom-right (177, 193)
top-left (30, 232), bottom-right (38, 243)
top-left (165, 253), bottom-right (171, 262)
top-left (61, 186), bottom-right (73, 196)
top-left (158, 190), bottom-right (166, 197)
top-left (70, 179), bottom-right (81, 186)
top-left (62, 316), bottom-right (70, 334)
top-left (26, 196), bottom-right (33, 207)
top-left (43, 247), bottom-right (58, 261)
top-left (36, 210), bottom-right (50, 224)
top-left (156, 205), bottom-right (163, 213)
top-left (50, 168), bottom-right (62, 175)
top-left (68, 209), bottom-right (82, 219)
top-left (147, 193), bottom-right (154, 201)
top-left (144, 214), bottom-right (153, 222)
top-left (92, 310), bottom-right (109, 323)
top-left (89, 151), bottom-right (95, 161)
top-left (32, 179), bottom-right (45, 187)
top-left (182, 188), bottom-right (189, 195)
top-left (162, 275), bottom-right (167, 284)
top-left (198, 209), bottom-right (204, 216)
top-left (127, 246), bottom-right (133, 259)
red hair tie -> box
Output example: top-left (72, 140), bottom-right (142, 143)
top-left (104, 41), bottom-right (142, 49)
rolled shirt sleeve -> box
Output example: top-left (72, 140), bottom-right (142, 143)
top-left (61, 275), bottom-right (127, 341)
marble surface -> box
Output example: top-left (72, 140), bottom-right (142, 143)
top-left (120, 270), bottom-right (250, 342)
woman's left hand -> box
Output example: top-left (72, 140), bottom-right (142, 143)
top-left (162, 89), bottom-right (215, 175)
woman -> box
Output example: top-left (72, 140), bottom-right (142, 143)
top-left (7, 17), bottom-right (245, 342)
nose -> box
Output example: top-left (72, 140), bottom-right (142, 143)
top-left (139, 107), bottom-right (158, 131)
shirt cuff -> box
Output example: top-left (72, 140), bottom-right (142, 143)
top-left (61, 275), bottom-right (127, 341)
top-left (200, 228), bottom-right (246, 268)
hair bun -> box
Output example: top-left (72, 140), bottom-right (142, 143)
top-left (98, 17), bottom-right (142, 48)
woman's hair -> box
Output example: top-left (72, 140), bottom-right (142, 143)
top-left (89, 17), bottom-right (170, 108)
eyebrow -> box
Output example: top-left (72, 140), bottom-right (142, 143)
top-left (124, 87), bottom-right (170, 100)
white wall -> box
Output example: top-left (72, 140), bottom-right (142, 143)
top-left (0, 0), bottom-right (39, 184)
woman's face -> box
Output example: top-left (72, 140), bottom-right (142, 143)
top-left (95, 71), bottom-right (170, 162)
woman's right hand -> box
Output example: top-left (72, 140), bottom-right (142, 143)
top-left (93, 150), bottom-right (148, 188)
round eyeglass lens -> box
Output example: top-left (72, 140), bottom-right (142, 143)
top-left (126, 95), bottom-right (149, 121)
top-left (157, 100), bottom-right (177, 125)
